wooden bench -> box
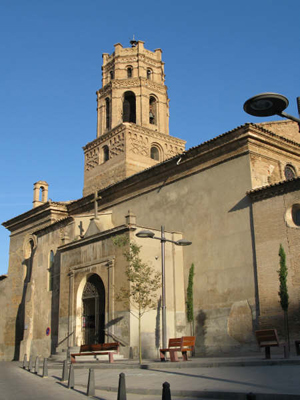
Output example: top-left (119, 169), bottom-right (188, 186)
top-left (160, 336), bottom-right (195, 362)
top-left (255, 329), bottom-right (289, 359)
top-left (70, 342), bottom-right (119, 364)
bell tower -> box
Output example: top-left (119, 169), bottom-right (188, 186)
top-left (83, 41), bottom-right (186, 196)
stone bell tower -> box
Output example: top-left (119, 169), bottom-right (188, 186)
top-left (83, 40), bottom-right (186, 196)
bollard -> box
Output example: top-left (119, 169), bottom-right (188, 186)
top-left (61, 359), bottom-right (68, 382)
top-left (87, 368), bottom-right (95, 396)
top-left (23, 354), bottom-right (27, 369)
top-left (28, 355), bottom-right (33, 372)
top-left (247, 394), bottom-right (256, 400)
top-left (162, 381), bottom-right (171, 400)
top-left (117, 372), bottom-right (127, 400)
top-left (35, 356), bottom-right (39, 375)
top-left (42, 358), bottom-right (48, 378)
top-left (68, 364), bottom-right (75, 389)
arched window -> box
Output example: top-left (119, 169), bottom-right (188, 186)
top-left (105, 98), bottom-right (110, 130)
top-left (292, 204), bottom-right (300, 226)
top-left (123, 91), bottom-right (136, 123)
top-left (103, 145), bottom-right (109, 162)
top-left (150, 146), bottom-right (160, 161)
top-left (285, 164), bottom-right (296, 180)
top-left (38, 187), bottom-right (42, 201)
top-left (149, 96), bottom-right (157, 125)
top-left (127, 66), bottom-right (133, 78)
top-left (48, 251), bottom-right (54, 291)
top-left (147, 68), bottom-right (152, 80)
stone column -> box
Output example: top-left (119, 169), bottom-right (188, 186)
top-left (107, 260), bottom-right (115, 337)
top-left (68, 271), bottom-right (74, 347)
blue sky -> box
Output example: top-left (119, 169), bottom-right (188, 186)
top-left (1, 0), bottom-right (300, 275)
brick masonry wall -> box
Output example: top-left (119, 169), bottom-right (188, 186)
top-left (252, 189), bottom-right (300, 339)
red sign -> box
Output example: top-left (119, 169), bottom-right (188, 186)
top-left (46, 327), bottom-right (51, 336)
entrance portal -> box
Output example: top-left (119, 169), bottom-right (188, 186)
top-left (82, 274), bottom-right (105, 344)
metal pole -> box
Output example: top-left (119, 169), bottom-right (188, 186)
top-left (297, 97), bottom-right (300, 118)
top-left (297, 97), bottom-right (300, 132)
top-left (68, 273), bottom-right (71, 350)
top-left (161, 226), bottom-right (167, 349)
top-left (278, 111), bottom-right (300, 124)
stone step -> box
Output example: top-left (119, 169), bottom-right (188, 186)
top-left (49, 352), bottom-right (69, 361)
top-left (70, 353), bottom-right (125, 362)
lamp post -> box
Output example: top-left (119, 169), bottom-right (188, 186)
top-left (136, 226), bottom-right (192, 349)
top-left (243, 93), bottom-right (300, 129)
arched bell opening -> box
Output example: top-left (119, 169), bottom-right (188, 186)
top-left (82, 274), bottom-right (105, 345)
top-left (149, 95), bottom-right (157, 125)
top-left (123, 91), bottom-right (136, 123)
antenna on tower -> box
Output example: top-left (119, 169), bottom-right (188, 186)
top-left (130, 35), bottom-right (138, 47)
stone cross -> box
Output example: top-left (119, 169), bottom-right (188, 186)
top-left (94, 192), bottom-right (102, 219)
top-left (78, 221), bottom-right (84, 237)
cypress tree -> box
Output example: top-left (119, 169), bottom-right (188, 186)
top-left (186, 264), bottom-right (195, 335)
top-left (278, 244), bottom-right (289, 349)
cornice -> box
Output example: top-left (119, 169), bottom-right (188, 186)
top-left (103, 46), bottom-right (162, 65)
top-left (2, 201), bottom-right (70, 233)
top-left (97, 78), bottom-right (166, 97)
top-left (248, 177), bottom-right (300, 202)
top-left (83, 124), bottom-right (127, 152)
top-left (83, 123), bottom-right (185, 153)
top-left (127, 124), bottom-right (186, 146)
top-left (59, 224), bottom-right (131, 252)
top-left (249, 122), bottom-right (300, 148)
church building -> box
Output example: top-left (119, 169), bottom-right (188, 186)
top-left (1, 40), bottom-right (300, 361)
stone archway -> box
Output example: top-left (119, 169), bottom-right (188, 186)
top-left (82, 274), bottom-right (105, 345)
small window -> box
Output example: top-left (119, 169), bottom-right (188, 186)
top-left (48, 251), bottom-right (54, 291)
top-left (150, 146), bottom-right (160, 161)
top-left (103, 145), bottom-right (109, 162)
top-left (110, 70), bottom-right (114, 80)
top-left (127, 67), bottom-right (132, 78)
top-left (147, 69), bottom-right (152, 80)
top-left (285, 164), bottom-right (296, 180)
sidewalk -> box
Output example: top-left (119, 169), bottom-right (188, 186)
top-left (11, 353), bottom-right (300, 399)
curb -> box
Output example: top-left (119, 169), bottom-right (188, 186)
top-left (41, 357), bottom-right (300, 370)
top-left (73, 383), bottom-right (300, 400)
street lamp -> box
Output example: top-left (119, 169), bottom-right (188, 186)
top-left (243, 93), bottom-right (300, 126)
top-left (136, 226), bottom-right (192, 349)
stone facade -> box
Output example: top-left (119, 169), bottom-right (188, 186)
top-left (1, 40), bottom-right (300, 361)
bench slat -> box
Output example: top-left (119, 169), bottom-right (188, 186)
top-left (71, 342), bottom-right (119, 364)
top-left (255, 329), bottom-right (289, 359)
top-left (160, 336), bottom-right (195, 362)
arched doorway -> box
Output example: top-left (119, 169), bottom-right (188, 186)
top-left (82, 274), bottom-right (105, 344)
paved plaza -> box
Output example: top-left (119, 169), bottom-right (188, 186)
top-left (1, 355), bottom-right (300, 400)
